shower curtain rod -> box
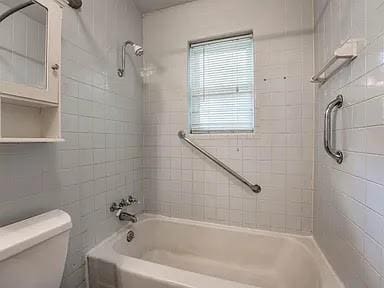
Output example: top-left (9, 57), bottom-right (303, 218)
top-left (0, 0), bottom-right (82, 23)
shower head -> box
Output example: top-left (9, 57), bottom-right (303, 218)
top-left (132, 44), bottom-right (144, 56)
top-left (118, 41), bottom-right (144, 77)
top-left (67, 0), bottom-right (82, 9)
top-left (125, 41), bottom-right (144, 57)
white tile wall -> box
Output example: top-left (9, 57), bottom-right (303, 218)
top-left (6, 0), bottom-right (384, 285)
top-left (314, 0), bottom-right (384, 287)
top-left (0, 0), bottom-right (143, 287)
top-left (142, 0), bottom-right (315, 234)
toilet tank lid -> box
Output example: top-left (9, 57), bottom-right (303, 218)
top-left (0, 210), bottom-right (72, 262)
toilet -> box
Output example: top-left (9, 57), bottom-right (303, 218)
top-left (0, 210), bottom-right (72, 288)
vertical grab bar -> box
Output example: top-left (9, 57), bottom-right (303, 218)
top-left (324, 95), bottom-right (343, 164)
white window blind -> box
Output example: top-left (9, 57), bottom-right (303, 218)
top-left (189, 33), bottom-right (255, 134)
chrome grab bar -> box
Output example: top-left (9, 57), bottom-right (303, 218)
top-left (324, 95), bottom-right (343, 164)
top-left (178, 131), bottom-right (261, 193)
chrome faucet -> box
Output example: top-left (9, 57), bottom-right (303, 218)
top-left (110, 195), bottom-right (139, 223)
top-left (118, 212), bottom-right (137, 223)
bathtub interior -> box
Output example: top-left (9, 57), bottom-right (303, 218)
top-left (111, 218), bottom-right (322, 288)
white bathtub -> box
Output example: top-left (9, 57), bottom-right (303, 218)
top-left (87, 214), bottom-right (343, 288)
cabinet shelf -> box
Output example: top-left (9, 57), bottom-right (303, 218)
top-left (0, 93), bottom-right (59, 108)
top-left (0, 138), bottom-right (64, 143)
top-left (0, 99), bottom-right (62, 143)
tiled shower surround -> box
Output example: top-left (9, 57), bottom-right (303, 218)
top-left (1, 0), bottom-right (384, 287)
top-left (0, 0), bottom-right (143, 287)
top-left (314, 0), bottom-right (384, 287)
top-left (142, 0), bottom-right (315, 234)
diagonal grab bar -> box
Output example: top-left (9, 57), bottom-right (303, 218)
top-left (178, 131), bottom-right (261, 193)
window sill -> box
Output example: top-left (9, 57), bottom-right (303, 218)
top-left (188, 132), bottom-right (260, 140)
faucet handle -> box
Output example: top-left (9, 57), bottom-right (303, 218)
top-left (110, 202), bottom-right (123, 217)
top-left (119, 196), bottom-right (139, 207)
top-left (110, 202), bottom-right (119, 212)
top-left (127, 195), bottom-right (139, 204)
top-left (119, 199), bottom-right (129, 207)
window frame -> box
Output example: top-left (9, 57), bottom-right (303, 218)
top-left (187, 32), bottom-right (256, 135)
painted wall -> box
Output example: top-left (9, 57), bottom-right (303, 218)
top-left (143, 0), bottom-right (315, 234)
top-left (313, 0), bottom-right (384, 286)
top-left (0, 0), bottom-right (143, 287)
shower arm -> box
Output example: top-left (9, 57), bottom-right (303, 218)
top-left (0, 0), bottom-right (82, 23)
top-left (118, 41), bottom-right (134, 78)
top-left (117, 40), bottom-right (143, 77)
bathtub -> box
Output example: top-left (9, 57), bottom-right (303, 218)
top-left (87, 214), bottom-right (343, 288)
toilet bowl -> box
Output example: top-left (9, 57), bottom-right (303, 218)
top-left (0, 210), bottom-right (72, 288)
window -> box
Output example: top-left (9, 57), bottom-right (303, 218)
top-left (188, 33), bottom-right (255, 134)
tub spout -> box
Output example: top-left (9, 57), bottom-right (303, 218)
top-left (118, 212), bottom-right (137, 223)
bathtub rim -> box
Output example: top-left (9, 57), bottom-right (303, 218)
top-left (87, 213), bottom-right (344, 288)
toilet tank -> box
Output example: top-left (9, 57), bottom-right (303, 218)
top-left (0, 210), bottom-right (72, 288)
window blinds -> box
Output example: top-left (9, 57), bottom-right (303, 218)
top-left (189, 33), bottom-right (255, 134)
